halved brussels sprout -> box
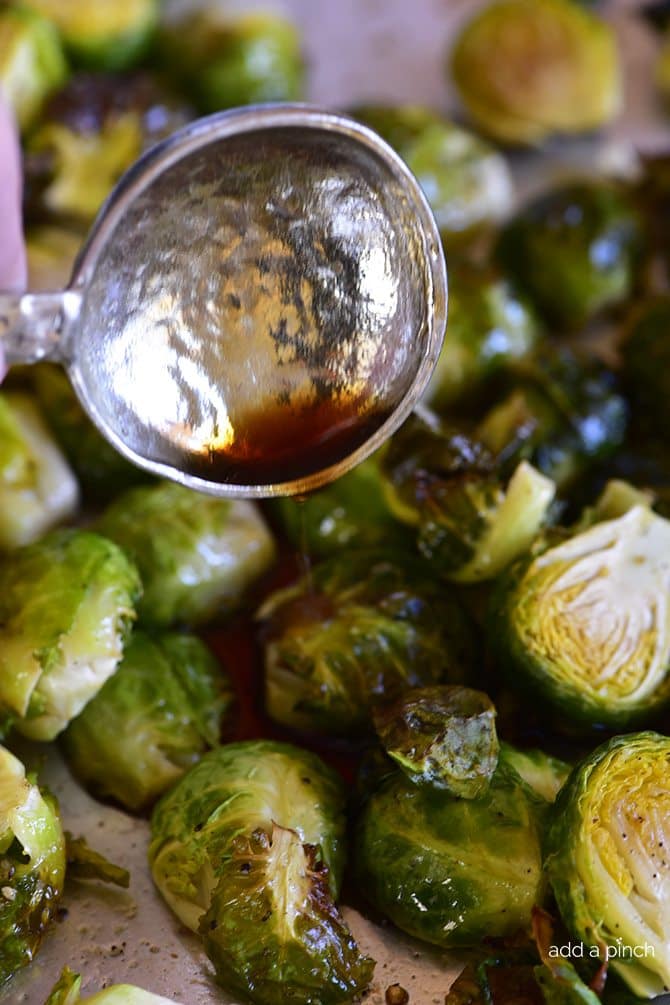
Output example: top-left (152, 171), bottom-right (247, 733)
top-left (499, 743), bottom-right (570, 803)
top-left (20, 0), bottom-right (159, 71)
top-left (351, 105), bottom-right (514, 244)
top-left (0, 6), bottom-right (67, 132)
top-left (545, 732), bottom-right (670, 997)
top-left (96, 482), bottom-right (276, 628)
top-left (0, 745), bottom-right (66, 985)
top-left (158, 9), bottom-right (304, 112)
top-left (495, 182), bottom-right (641, 330)
top-left (422, 265), bottom-right (541, 412)
top-left (491, 504), bottom-right (670, 729)
top-left (62, 631), bottom-right (235, 811)
top-left (32, 365), bottom-right (149, 498)
top-left (45, 967), bottom-right (184, 1004)
top-left (622, 296), bottom-right (670, 432)
top-left (269, 453), bottom-right (407, 561)
top-left (372, 686), bottom-right (499, 798)
top-left (258, 549), bottom-right (477, 737)
top-left (450, 0), bottom-right (621, 145)
top-left (382, 414), bottom-right (556, 583)
top-left (150, 741), bottom-right (373, 1005)
top-left (0, 528), bottom-right (141, 740)
top-left (356, 757), bottom-right (547, 947)
top-left (0, 392), bottom-right (79, 550)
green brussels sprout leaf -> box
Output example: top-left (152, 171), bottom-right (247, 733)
top-left (65, 833), bottom-right (129, 888)
top-left (44, 966), bottom-right (185, 1004)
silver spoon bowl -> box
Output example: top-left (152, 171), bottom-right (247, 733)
top-left (0, 104), bottom-right (447, 497)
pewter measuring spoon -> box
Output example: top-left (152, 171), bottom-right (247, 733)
top-left (0, 104), bottom-right (447, 498)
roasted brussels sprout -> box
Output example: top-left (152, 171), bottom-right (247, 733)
top-left (356, 756), bottom-right (547, 947)
top-left (62, 631), bottom-right (234, 812)
top-left (32, 365), bottom-right (149, 498)
top-left (382, 413), bottom-right (556, 583)
top-left (622, 296), bottom-right (670, 431)
top-left (96, 482), bottom-right (276, 628)
top-left (475, 351), bottom-right (628, 491)
top-left (269, 453), bottom-right (406, 561)
top-left (495, 182), bottom-right (641, 330)
top-left (351, 105), bottom-right (514, 245)
top-left (158, 9), bottom-right (304, 112)
top-left (0, 745), bottom-right (66, 985)
top-left (0, 391), bottom-right (79, 550)
top-left (422, 265), bottom-right (541, 412)
top-left (545, 732), bottom-right (670, 997)
top-left (24, 73), bottom-right (192, 229)
top-left (450, 0), bottom-right (621, 145)
top-left (372, 686), bottom-right (499, 798)
top-left (0, 529), bottom-right (140, 740)
top-left (258, 549), bottom-right (477, 736)
top-left (0, 6), bottom-right (67, 132)
top-left (20, 0), bottom-right (159, 70)
top-left (150, 741), bottom-right (373, 1005)
top-left (490, 503), bottom-right (670, 730)
top-left (499, 743), bottom-right (570, 803)
top-left (45, 967), bottom-right (184, 1003)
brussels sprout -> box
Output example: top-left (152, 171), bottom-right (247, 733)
top-left (356, 757), bottom-right (547, 947)
top-left (258, 549), bottom-right (477, 736)
top-left (499, 743), bottom-right (570, 803)
top-left (159, 9), bottom-right (304, 112)
top-left (450, 0), bottom-right (621, 145)
top-left (62, 631), bottom-right (235, 811)
top-left (351, 105), bottom-right (514, 244)
top-left (0, 6), bottom-right (67, 132)
top-left (0, 745), bottom-right (66, 985)
top-left (32, 365), bottom-right (150, 498)
top-left (0, 528), bottom-right (140, 740)
top-left (421, 265), bottom-right (541, 412)
top-left (490, 504), bottom-right (670, 730)
top-left (20, 0), bottom-right (159, 71)
top-left (45, 967), bottom-right (184, 1004)
top-left (545, 732), bottom-right (670, 997)
top-left (0, 392), bottom-right (79, 550)
top-left (372, 686), bottom-right (499, 797)
top-left (382, 414), bottom-right (556, 583)
top-left (269, 453), bottom-right (407, 561)
top-left (24, 73), bottom-right (192, 229)
top-left (495, 182), bottom-right (641, 330)
top-left (149, 740), bottom-right (373, 1005)
top-left (475, 351), bottom-right (628, 491)
top-left (622, 296), bottom-right (670, 431)
top-left (96, 482), bottom-right (276, 628)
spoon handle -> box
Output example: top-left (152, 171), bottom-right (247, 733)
top-left (0, 290), bottom-right (81, 364)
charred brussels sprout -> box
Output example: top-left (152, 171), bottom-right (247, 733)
top-left (45, 967), bottom-right (184, 1003)
top-left (351, 105), bottom-right (514, 244)
top-left (0, 746), bottom-right (65, 985)
top-left (422, 265), bottom-right (541, 412)
top-left (159, 10), bottom-right (304, 112)
top-left (258, 549), bottom-right (477, 736)
top-left (62, 631), bottom-right (234, 812)
top-left (149, 741), bottom-right (373, 1005)
top-left (490, 504), bottom-right (670, 730)
top-left (24, 73), bottom-right (192, 229)
top-left (475, 351), bottom-right (628, 491)
top-left (450, 0), bottom-right (621, 145)
top-left (382, 413), bottom-right (556, 582)
top-left (356, 757), bottom-right (547, 947)
top-left (96, 482), bottom-right (276, 628)
top-left (32, 364), bottom-right (149, 498)
top-left (20, 0), bottom-right (159, 70)
top-left (622, 296), bottom-right (670, 431)
top-left (373, 686), bottom-right (499, 798)
top-left (495, 182), bottom-right (641, 330)
top-left (0, 6), bottom-right (67, 132)
top-left (545, 733), bottom-right (670, 997)
top-left (0, 529), bottom-right (140, 740)
top-left (499, 743), bottom-right (570, 803)
top-left (270, 454), bottom-right (406, 560)
top-left (0, 392), bottom-right (79, 550)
